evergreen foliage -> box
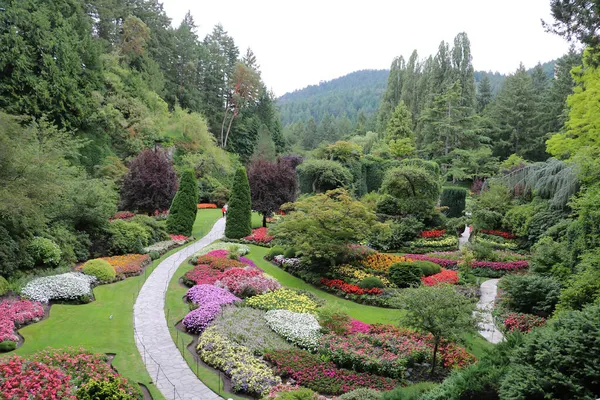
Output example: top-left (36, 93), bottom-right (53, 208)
top-left (297, 159), bottom-right (353, 194)
top-left (167, 170), bottom-right (198, 236)
top-left (225, 167), bottom-right (252, 239)
top-left (440, 188), bottom-right (467, 218)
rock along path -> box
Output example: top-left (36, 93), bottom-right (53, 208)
top-left (134, 218), bottom-right (225, 400)
top-left (476, 279), bottom-right (504, 344)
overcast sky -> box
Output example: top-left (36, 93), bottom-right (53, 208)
top-left (162, 0), bottom-right (572, 97)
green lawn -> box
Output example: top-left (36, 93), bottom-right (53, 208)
top-left (8, 210), bottom-right (223, 400)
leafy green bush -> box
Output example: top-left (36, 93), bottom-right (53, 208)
top-left (468, 239), bottom-right (497, 261)
top-left (498, 274), bottom-right (561, 317)
top-left (440, 188), bottom-right (467, 218)
top-left (82, 259), bottom-right (116, 282)
top-left (284, 247), bottom-right (297, 258)
top-left (556, 250), bottom-right (600, 312)
top-left (77, 376), bottom-right (139, 400)
top-left (379, 165), bottom-right (440, 218)
top-left (167, 170), bottom-right (199, 236)
top-left (0, 226), bottom-right (20, 276)
top-left (106, 220), bottom-right (150, 254)
top-left (389, 262), bottom-right (423, 288)
top-left (369, 217), bottom-right (424, 251)
top-left (27, 237), bottom-right (61, 267)
top-left (317, 305), bottom-right (351, 335)
top-left (297, 159), bottom-right (353, 194)
top-left (131, 214), bottom-right (170, 243)
top-left (381, 382), bottom-right (438, 400)
top-left (47, 224), bottom-right (91, 265)
top-left (358, 276), bottom-right (385, 289)
top-left (339, 388), bottom-right (381, 400)
top-left (277, 388), bottom-right (317, 400)
top-left (0, 276), bottom-right (9, 296)
top-left (149, 251), bottom-right (160, 260)
top-left (225, 167), bottom-right (252, 239)
top-left (499, 304), bottom-right (600, 400)
top-left (0, 340), bottom-right (17, 352)
top-left (530, 236), bottom-right (567, 275)
top-left (414, 260), bottom-right (442, 277)
top-left (266, 246), bottom-right (285, 260)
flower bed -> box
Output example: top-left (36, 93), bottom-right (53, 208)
top-left (359, 254), bottom-right (411, 272)
top-left (335, 265), bottom-right (394, 287)
top-left (264, 310), bottom-right (322, 350)
top-left (245, 289), bottom-right (318, 314)
top-left (342, 244), bottom-right (376, 263)
top-left (215, 268), bottom-right (280, 297)
top-left (143, 239), bottom-right (179, 254)
top-left (500, 311), bottom-right (546, 333)
top-left (193, 242), bottom-right (250, 257)
top-left (204, 250), bottom-right (258, 269)
top-left (420, 230), bottom-right (446, 238)
top-left (21, 273), bottom-right (96, 303)
top-left (348, 319), bottom-right (371, 334)
top-left (192, 255), bottom-right (251, 271)
top-left (404, 254), bottom-right (459, 269)
top-left (198, 327), bottom-right (281, 396)
top-left (320, 278), bottom-right (383, 295)
top-left (480, 229), bottom-right (516, 239)
top-left (183, 265), bottom-right (223, 287)
top-left (0, 298), bottom-right (44, 346)
top-left (272, 255), bottom-right (302, 270)
top-left (474, 236), bottom-right (519, 250)
top-left (100, 254), bottom-right (151, 276)
top-left (421, 270), bottom-right (459, 286)
top-left (109, 211), bottom-right (135, 221)
top-left (472, 260), bottom-right (528, 273)
top-left (169, 234), bottom-right (188, 242)
top-left (183, 285), bottom-right (241, 334)
top-left (264, 349), bottom-right (398, 395)
top-left (242, 227), bottom-right (274, 245)
top-left (197, 203), bottom-right (217, 209)
top-left (409, 236), bottom-right (458, 249)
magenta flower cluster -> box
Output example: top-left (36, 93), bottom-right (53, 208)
top-left (0, 298), bottom-right (44, 343)
top-left (214, 268), bottom-right (280, 297)
top-left (348, 319), bottom-right (371, 334)
top-left (472, 260), bottom-right (529, 271)
top-left (183, 285), bottom-right (240, 334)
top-left (404, 254), bottom-right (458, 268)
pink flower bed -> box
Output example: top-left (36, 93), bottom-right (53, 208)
top-left (404, 254), bottom-right (458, 268)
top-left (501, 311), bottom-right (546, 333)
top-left (472, 260), bottom-right (529, 271)
top-left (348, 319), bottom-right (371, 334)
top-left (243, 227), bottom-right (274, 244)
top-left (183, 265), bottom-right (223, 286)
top-left (0, 357), bottom-right (74, 399)
top-left (214, 268), bottom-right (280, 297)
top-left (0, 298), bottom-right (44, 343)
top-left (183, 285), bottom-right (241, 334)
top-left (169, 234), bottom-right (188, 241)
top-left (421, 270), bottom-right (459, 286)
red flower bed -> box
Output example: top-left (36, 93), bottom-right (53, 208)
top-left (472, 260), bottom-right (528, 271)
top-left (264, 349), bottom-right (398, 395)
top-left (481, 230), bottom-right (516, 239)
top-left (169, 234), bottom-right (188, 241)
top-left (320, 278), bottom-right (382, 295)
top-left (0, 357), bottom-right (75, 399)
top-left (421, 229), bottom-right (446, 238)
top-left (214, 268), bottom-right (280, 297)
top-left (109, 211), bottom-right (135, 221)
top-left (183, 265), bottom-right (223, 287)
top-left (404, 254), bottom-right (458, 268)
top-left (0, 298), bottom-right (45, 343)
top-left (243, 227), bottom-right (274, 244)
top-left (421, 270), bottom-right (459, 286)
top-left (197, 203), bottom-right (217, 209)
top-left (501, 312), bottom-right (546, 333)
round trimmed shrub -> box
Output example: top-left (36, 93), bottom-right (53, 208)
top-left (77, 376), bottom-right (139, 400)
top-left (0, 340), bottom-right (17, 352)
top-left (27, 237), bottom-right (61, 267)
top-left (0, 276), bottom-right (9, 296)
top-left (82, 259), bottom-right (116, 282)
top-left (389, 262), bottom-right (423, 288)
top-left (283, 247), bottom-right (297, 258)
top-left (149, 251), bottom-right (160, 260)
top-left (266, 245), bottom-right (285, 260)
top-left (358, 276), bottom-right (385, 289)
top-left (339, 388), bottom-right (381, 400)
top-left (414, 260), bottom-right (442, 277)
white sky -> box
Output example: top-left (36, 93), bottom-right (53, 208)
top-left (162, 0), bottom-right (572, 97)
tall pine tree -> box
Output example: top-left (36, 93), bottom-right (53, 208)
top-left (167, 170), bottom-right (199, 236)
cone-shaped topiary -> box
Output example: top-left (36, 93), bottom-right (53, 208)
top-left (225, 167), bottom-right (252, 239)
top-left (167, 170), bottom-right (198, 236)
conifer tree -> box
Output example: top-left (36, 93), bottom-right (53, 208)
top-left (167, 170), bottom-right (198, 236)
top-left (225, 167), bottom-right (252, 239)
top-left (477, 75), bottom-right (493, 112)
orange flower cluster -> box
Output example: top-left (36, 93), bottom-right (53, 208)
top-left (360, 253), bottom-right (411, 272)
top-left (197, 203), bottom-right (217, 209)
top-left (100, 254), bottom-right (151, 276)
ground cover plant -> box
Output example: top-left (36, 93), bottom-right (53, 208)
top-left (21, 272), bottom-right (96, 303)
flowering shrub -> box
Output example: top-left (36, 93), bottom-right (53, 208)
top-left (264, 310), bottom-right (322, 350)
top-left (264, 349), bottom-right (398, 394)
top-left (420, 230), bottom-right (446, 238)
top-left (21, 273), bottom-right (96, 303)
top-left (243, 227), bottom-right (274, 244)
top-left (183, 265), bottom-right (223, 286)
top-left (348, 319), bottom-right (371, 334)
top-left (183, 285), bottom-right (241, 334)
top-left (272, 255), bottom-right (302, 270)
top-left (110, 211), bottom-right (135, 221)
top-left (99, 254), bottom-right (151, 276)
top-left (169, 234), bottom-right (188, 242)
top-left (197, 203), bottom-right (217, 209)
top-left (153, 209), bottom-right (169, 220)
top-left (198, 326), bottom-right (281, 395)
top-left (0, 298), bottom-right (44, 344)
top-left (421, 270), bottom-right (459, 286)
top-left (215, 268), bottom-right (280, 297)
top-left (360, 254), bottom-right (411, 272)
top-left (472, 260), bottom-right (528, 272)
top-left (143, 240), bottom-right (179, 254)
top-left (481, 229), bottom-right (516, 239)
top-left (501, 311), bottom-right (546, 333)
top-left (193, 242), bottom-right (250, 257)
top-left (0, 357), bottom-right (75, 399)
top-left (404, 254), bottom-right (459, 269)
top-left (246, 289), bottom-right (318, 314)
top-left (410, 236), bottom-right (458, 248)
top-left (335, 265), bottom-right (394, 287)
top-left (320, 278), bottom-right (383, 295)
top-left (342, 244), bottom-right (376, 263)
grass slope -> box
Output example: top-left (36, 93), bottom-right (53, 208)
top-left (10, 209), bottom-right (223, 400)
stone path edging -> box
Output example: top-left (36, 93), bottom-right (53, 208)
top-left (134, 218), bottom-right (226, 400)
top-left (476, 278), bottom-right (504, 344)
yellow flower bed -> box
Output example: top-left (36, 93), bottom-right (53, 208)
top-left (245, 288), bottom-right (318, 314)
top-left (336, 265), bottom-right (395, 287)
top-left (360, 253), bottom-right (411, 272)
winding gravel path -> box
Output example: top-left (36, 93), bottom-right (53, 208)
top-left (134, 218), bottom-right (225, 400)
top-left (476, 279), bottom-right (504, 344)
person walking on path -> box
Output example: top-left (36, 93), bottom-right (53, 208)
top-left (221, 205), bottom-right (226, 217)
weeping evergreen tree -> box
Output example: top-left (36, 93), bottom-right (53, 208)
top-left (494, 158), bottom-right (579, 209)
top-left (440, 188), bottom-right (467, 217)
top-left (167, 170), bottom-right (198, 236)
top-left (225, 167), bottom-right (252, 239)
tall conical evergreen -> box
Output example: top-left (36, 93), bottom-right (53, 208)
top-left (225, 167), bottom-right (252, 239)
top-left (167, 170), bottom-right (198, 236)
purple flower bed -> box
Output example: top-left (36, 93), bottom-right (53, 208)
top-left (405, 254), bottom-right (459, 268)
top-left (183, 285), bottom-right (241, 334)
top-left (472, 260), bottom-right (529, 271)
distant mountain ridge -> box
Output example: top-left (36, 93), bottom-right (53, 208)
top-left (278, 61), bottom-right (556, 126)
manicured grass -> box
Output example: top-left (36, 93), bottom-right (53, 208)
top-left (6, 210), bottom-right (223, 400)
top-left (251, 211), bottom-right (263, 229)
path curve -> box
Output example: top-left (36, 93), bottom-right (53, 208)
top-left (476, 279), bottom-right (504, 344)
top-left (134, 218), bottom-right (225, 400)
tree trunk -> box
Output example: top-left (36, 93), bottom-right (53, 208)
top-left (262, 213), bottom-right (267, 228)
top-left (430, 339), bottom-right (439, 376)
top-left (220, 106), bottom-right (229, 148)
top-left (223, 110), bottom-right (237, 148)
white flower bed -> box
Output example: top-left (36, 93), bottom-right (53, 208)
top-left (193, 242), bottom-right (250, 258)
top-left (21, 272), bottom-right (97, 303)
top-left (143, 240), bottom-right (178, 254)
top-left (273, 255), bottom-right (302, 269)
top-left (264, 309), bottom-right (321, 350)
